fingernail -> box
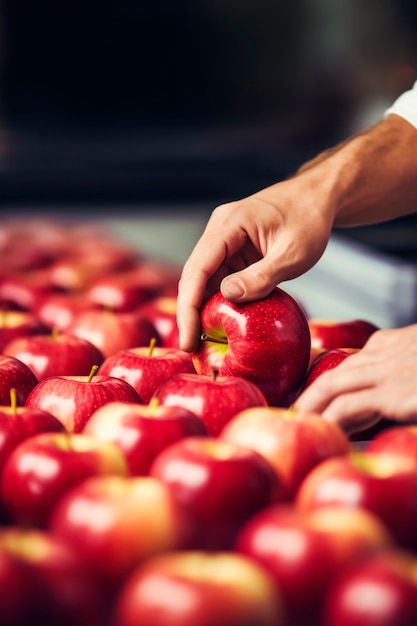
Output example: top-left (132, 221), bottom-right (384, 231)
top-left (222, 278), bottom-right (245, 300)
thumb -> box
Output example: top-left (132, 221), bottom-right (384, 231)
top-left (220, 259), bottom-right (280, 303)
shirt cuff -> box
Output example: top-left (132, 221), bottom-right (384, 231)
top-left (384, 80), bottom-right (417, 129)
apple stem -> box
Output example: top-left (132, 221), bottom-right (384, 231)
top-left (149, 397), bottom-right (160, 409)
top-left (200, 333), bottom-right (228, 345)
top-left (212, 368), bottom-right (219, 382)
top-left (87, 364), bottom-right (99, 382)
top-left (10, 388), bottom-right (17, 414)
top-left (50, 327), bottom-right (60, 341)
top-left (148, 337), bottom-right (157, 357)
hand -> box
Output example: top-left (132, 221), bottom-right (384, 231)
top-left (295, 324), bottom-right (417, 434)
top-left (177, 178), bottom-right (334, 351)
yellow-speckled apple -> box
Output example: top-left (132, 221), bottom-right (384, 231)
top-left (192, 287), bottom-right (310, 407)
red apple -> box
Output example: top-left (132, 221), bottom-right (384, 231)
top-left (0, 309), bottom-right (48, 351)
top-left (192, 287), bottom-right (311, 407)
top-left (0, 388), bottom-right (65, 479)
top-left (296, 451), bottom-right (417, 552)
top-left (0, 527), bottom-right (106, 626)
top-left (0, 535), bottom-right (39, 625)
top-left (149, 436), bottom-right (280, 550)
top-left (151, 371), bottom-right (267, 436)
top-left (24, 368), bottom-right (142, 432)
top-left (138, 295), bottom-right (180, 348)
top-left (67, 308), bottom-right (158, 358)
top-left (113, 550), bottom-right (285, 626)
top-left (49, 475), bottom-right (197, 592)
top-left (84, 268), bottom-right (155, 312)
top-left (235, 504), bottom-right (391, 626)
top-left (322, 548), bottom-right (417, 626)
top-left (0, 354), bottom-right (39, 405)
top-left (83, 400), bottom-right (207, 475)
top-left (219, 406), bottom-right (350, 500)
top-left (0, 269), bottom-right (56, 312)
top-left (0, 218), bottom-right (72, 271)
top-left (46, 241), bottom-right (139, 291)
top-left (34, 291), bottom-right (98, 331)
top-left (304, 348), bottom-right (358, 388)
top-left (3, 331), bottom-right (105, 381)
top-left (98, 342), bottom-right (195, 403)
top-left (366, 425), bottom-right (417, 465)
top-left (308, 318), bottom-right (379, 352)
top-left (126, 260), bottom-right (181, 298)
top-left (0, 431), bottom-right (128, 527)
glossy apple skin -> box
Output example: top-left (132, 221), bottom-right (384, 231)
top-left (0, 354), bottom-right (39, 405)
top-left (67, 308), bottom-right (159, 358)
top-left (138, 296), bottom-right (180, 348)
top-left (236, 503), bottom-right (391, 626)
top-left (0, 309), bottom-right (48, 351)
top-left (99, 346), bottom-right (195, 403)
top-left (84, 269), bottom-right (155, 312)
top-left (0, 405), bottom-right (65, 477)
top-left (0, 528), bottom-right (106, 626)
top-left (296, 452), bottom-right (417, 552)
top-left (151, 372), bottom-right (267, 436)
top-left (49, 475), bottom-right (197, 593)
top-left (192, 288), bottom-right (311, 407)
top-left (0, 431), bottom-right (128, 527)
top-left (308, 318), bottom-right (379, 351)
top-left (3, 333), bottom-right (105, 381)
top-left (0, 538), bottom-right (38, 625)
top-left (113, 551), bottom-right (284, 626)
top-left (25, 373), bottom-right (142, 432)
top-left (366, 425), bottom-right (417, 465)
top-left (219, 406), bottom-right (350, 500)
top-left (84, 401), bottom-right (207, 475)
top-left (149, 436), bottom-right (280, 550)
top-left (0, 270), bottom-right (56, 312)
top-left (303, 348), bottom-right (356, 388)
top-left (34, 292), bottom-right (98, 331)
top-left (322, 548), bottom-right (417, 626)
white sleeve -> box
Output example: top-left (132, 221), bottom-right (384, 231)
top-left (384, 80), bottom-right (417, 129)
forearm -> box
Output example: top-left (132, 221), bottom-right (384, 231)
top-left (296, 115), bottom-right (417, 228)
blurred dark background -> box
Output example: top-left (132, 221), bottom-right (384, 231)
top-left (0, 0), bottom-right (416, 261)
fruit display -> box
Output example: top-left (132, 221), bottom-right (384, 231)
top-left (0, 216), bottom-right (416, 626)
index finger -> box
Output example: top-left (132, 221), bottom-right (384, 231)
top-left (177, 235), bottom-right (228, 352)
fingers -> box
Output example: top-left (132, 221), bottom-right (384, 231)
top-left (177, 231), bottom-right (230, 352)
top-left (220, 258), bottom-right (281, 302)
top-left (294, 336), bottom-right (417, 434)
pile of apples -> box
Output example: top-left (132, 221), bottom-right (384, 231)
top-left (0, 217), bottom-right (416, 626)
